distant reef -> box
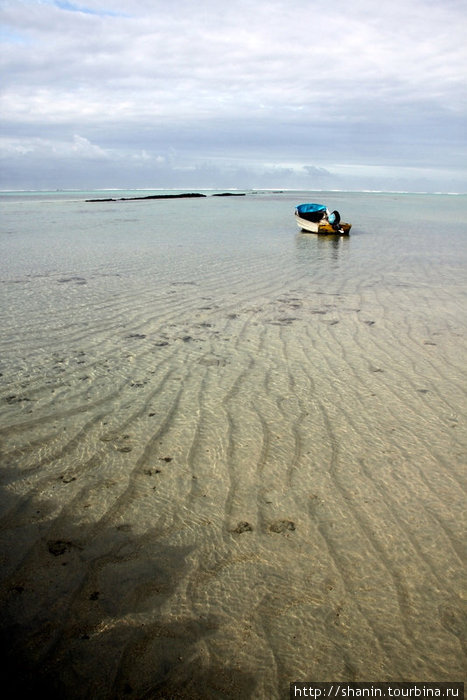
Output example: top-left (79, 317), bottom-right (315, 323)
top-left (86, 193), bottom-right (205, 202)
top-left (86, 192), bottom-right (246, 202)
top-left (212, 192), bottom-right (246, 197)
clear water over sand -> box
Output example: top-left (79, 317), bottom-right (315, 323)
top-left (0, 191), bottom-right (466, 697)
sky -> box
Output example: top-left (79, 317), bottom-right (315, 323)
top-left (1, 0), bottom-right (466, 192)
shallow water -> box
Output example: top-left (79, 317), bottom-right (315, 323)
top-left (0, 191), bottom-right (466, 697)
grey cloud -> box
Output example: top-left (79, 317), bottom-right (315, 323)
top-left (0, 0), bottom-right (466, 191)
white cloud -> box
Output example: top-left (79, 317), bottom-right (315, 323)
top-left (0, 134), bottom-right (109, 159)
top-left (69, 134), bottom-right (108, 158)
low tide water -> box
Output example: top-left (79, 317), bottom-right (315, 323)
top-left (0, 190), bottom-right (466, 698)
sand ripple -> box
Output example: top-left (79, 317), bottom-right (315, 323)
top-left (0, 206), bottom-right (466, 697)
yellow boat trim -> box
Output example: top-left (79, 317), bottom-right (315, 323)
top-left (317, 222), bottom-right (351, 235)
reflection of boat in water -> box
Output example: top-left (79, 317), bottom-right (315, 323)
top-left (295, 203), bottom-right (351, 235)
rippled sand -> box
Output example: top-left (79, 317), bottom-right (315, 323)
top-left (0, 195), bottom-right (466, 698)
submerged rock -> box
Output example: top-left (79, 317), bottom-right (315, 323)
top-left (47, 540), bottom-right (74, 556)
top-left (231, 521), bottom-right (253, 534)
top-left (269, 520), bottom-right (295, 533)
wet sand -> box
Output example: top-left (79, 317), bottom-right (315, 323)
top-left (0, 194), bottom-right (466, 698)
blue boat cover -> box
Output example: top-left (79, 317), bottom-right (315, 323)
top-left (296, 203), bottom-right (327, 214)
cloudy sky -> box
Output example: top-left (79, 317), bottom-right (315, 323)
top-left (1, 0), bottom-right (466, 191)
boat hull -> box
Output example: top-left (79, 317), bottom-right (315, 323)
top-left (295, 214), bottom-right (351, 235)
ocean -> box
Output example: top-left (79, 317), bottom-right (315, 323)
top-left (0, 190), bottom-right (466, 698)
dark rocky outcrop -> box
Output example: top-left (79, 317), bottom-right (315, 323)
top-left (212, 192), bottom-right (245, 197)
top-left (86, 192), bottom-right (246, 202)
top-left (86, 193), bottom-right (206, 202)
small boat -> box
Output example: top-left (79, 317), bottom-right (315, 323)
top-left (295, 203), bottom-right (351, 235)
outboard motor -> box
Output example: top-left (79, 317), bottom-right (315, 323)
top-left (329, 210), bottom-right (345, 233)
top-left (328, 210), bottom-right (341, 231)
